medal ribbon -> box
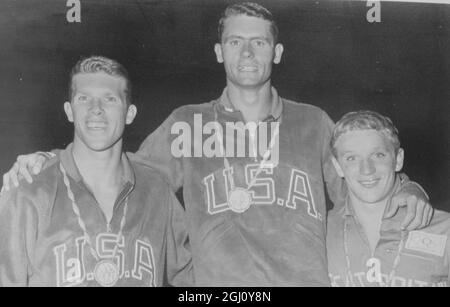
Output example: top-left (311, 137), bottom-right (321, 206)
top-left (59, 162), bottom-right (128, 262)
top-left (213, 106), bottom-right (280, 194)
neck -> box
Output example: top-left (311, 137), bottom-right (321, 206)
top-left (350, 195), bottom-right (389, 253)
top-left (71, 138), bottom-right (124, 190)
top-left (226, 81), bottom-right (272, 123)
top-left (351, 197), bottom-right (388, 219)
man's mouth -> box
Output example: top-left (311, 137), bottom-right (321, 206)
top-left (359, 178), bottom-right (380, 188)
top-left (238, 65), bottom-right (258, 72)
top-left (86, 121), bottom-right (107, 130)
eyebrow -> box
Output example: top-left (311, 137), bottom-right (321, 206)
top-left (74, 89), bottom-right (120, 94)
top-left (73, 90), bottom-right (122, 97)
top-left (340, 147), bottom-right (390, 155)
top-left (224, 35), bottom-right (271, 42)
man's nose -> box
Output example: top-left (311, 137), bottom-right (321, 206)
top-left (89, 98), bottom-right (104, 115)
top-left (360, 158), bottom-right (375, 175)
top-left (241, 41), bottom-right (254, 58)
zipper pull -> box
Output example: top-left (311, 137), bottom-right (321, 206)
top-left (107, 223), bottom-right (112, 233)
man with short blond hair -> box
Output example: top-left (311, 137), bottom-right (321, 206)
top-left (0, 56), bottom-right (192, 287)
top-left (327, 110), bottom-right (449, 287)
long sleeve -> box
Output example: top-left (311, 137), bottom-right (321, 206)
top-left (0, 188), bottom-right (38, 286)
top-left (134, 113), bottom-right (184, 191)
top-left (165, 189), bottom-right (194, 287)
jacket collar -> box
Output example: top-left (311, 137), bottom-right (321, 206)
top-left (216, 86), bottom-right (283, 123)
top-left (59, 143), bottom-right (135, 188)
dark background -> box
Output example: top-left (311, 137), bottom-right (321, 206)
top-left (0, 0), bottom-right (448, 210)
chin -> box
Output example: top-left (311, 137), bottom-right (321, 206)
top-left (87, 144), bottom-right (113, 152)
top-left (75, 132), bottom-right (120, 153)
top-left (82, 138), bottom-right (116, 152)
top-left (356, 191), bottom-right (387, 204)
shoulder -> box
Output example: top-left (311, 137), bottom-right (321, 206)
top-left (402, 209), bottom-right (450, 260)
top-left (169, 101), bottom-right (215, 122)
top-left (128, 155), bottom-right (173, 191)
top-left (407, 208), bottom-right (450, 249)
top-left (282, 98), bottom-right (330, 117)
top-left (281, 98), bottom-right (334, 127)
top-left (428, 209), bottom-right (450, 235)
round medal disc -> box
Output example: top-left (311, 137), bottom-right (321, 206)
top-left (228, 188), bottom-right (252, 213)
top-left (94, 259), bottom-right (119, 287)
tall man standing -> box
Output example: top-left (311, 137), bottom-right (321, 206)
top-left (132, 2), bottom-right (430, 286)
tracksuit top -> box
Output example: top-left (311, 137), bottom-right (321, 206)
top-left (135, 87), bottom-right (346, 286)
top-left (0, 144), bottom-right (193, 287)
top-left (327, 181), bottom-right (450, 287)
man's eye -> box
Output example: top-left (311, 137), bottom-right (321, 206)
top-left (375, 152), bottom-right (386, 158)
top-left (345, 156), bottom-right (356, 162)
top-left (76, 95), bottom-right (88, 103)
top-left (229, 40), bottom-right (240, 46)
top-left (253, 40), bottom-right (266, 47)
top-left (104, 96), bottom-right (118, 103)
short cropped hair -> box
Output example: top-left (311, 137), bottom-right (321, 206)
top-left (69, 56), bottom-right (131, 105)
top-left (331, 110), bottom-right (401, 157)
top-left (218, 2), bottom-right (279, 44)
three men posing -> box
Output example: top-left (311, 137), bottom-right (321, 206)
top-left (0, 3), bottom-right (437, 287)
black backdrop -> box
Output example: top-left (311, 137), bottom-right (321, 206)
top-left (0, 0), bottom-right (448, 210)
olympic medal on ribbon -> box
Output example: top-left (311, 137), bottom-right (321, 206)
top-left (228, 187), bottom-right (252, 213)
top-left (94, 259), bottom-right (119, 287)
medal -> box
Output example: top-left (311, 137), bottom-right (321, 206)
top-left (94, 259), bottom-right (120, 287)
top-left (228, 187), bottom-right (252, 213)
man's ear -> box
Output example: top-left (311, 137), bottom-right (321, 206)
top-left (214, 43), bottom-right (224, 63)
top-left (125, 104), bottom-right (137, 125)
top-left (63, 102), bottom-right (74, 123)
top-left (395, 148), bottom-right (404, 172)
top-left (273, 43), bottom-right (284, 64)
top-left (331, 156), bottom-right (345, 178)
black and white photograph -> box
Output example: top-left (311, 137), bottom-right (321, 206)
top-left (0, 0), bottom-right (448, 289)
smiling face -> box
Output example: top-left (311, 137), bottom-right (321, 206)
top-left (64, 72), bottom-right (136, 153)
top-left (214, 15), bottom-right (283, 89)
top-left (332, 129), bottom-right (404, 204)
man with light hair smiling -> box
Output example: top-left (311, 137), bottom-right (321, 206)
top-left (327, 110), bottom-right (449, 287)
top-left (0, 56), bottom-right (192, 287)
